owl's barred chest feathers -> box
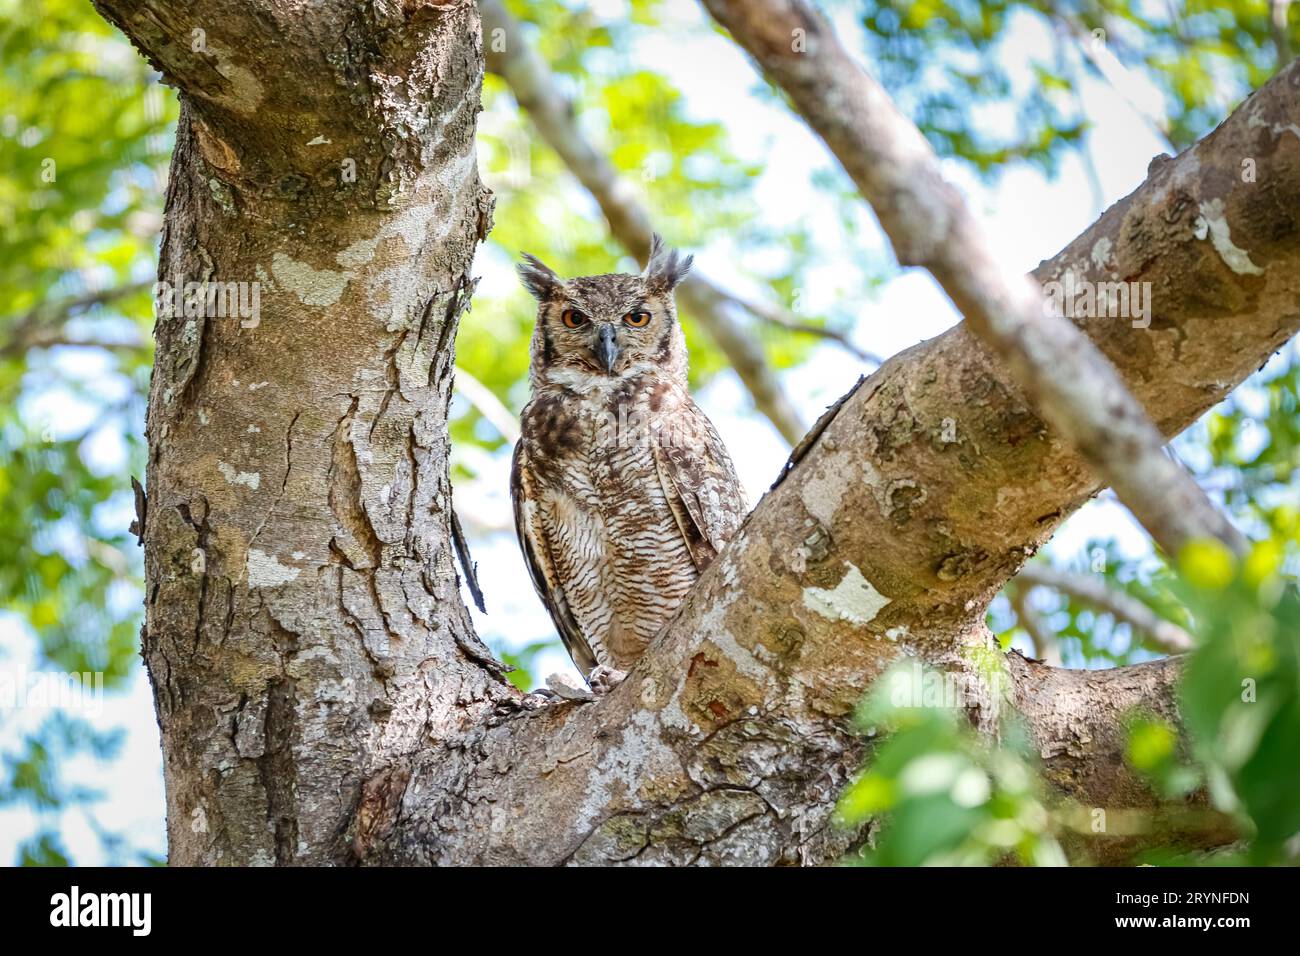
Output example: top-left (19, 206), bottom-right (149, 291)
top-left (520, 377), bottom-right (705, 669)
top-left (510, 234), bottom-right (748, 680)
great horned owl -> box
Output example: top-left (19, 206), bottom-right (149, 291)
top-left (511, 236), bottom-right (747, 688)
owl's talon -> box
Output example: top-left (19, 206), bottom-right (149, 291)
top-left (545, 672), bottom-right (596, 702)
top-left (587, 665), bottom-right (628, 696)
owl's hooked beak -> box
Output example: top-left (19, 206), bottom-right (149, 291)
top-left (594, 323), bottom-right (620, 375)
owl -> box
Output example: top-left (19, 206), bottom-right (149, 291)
top-left (511, 235), bottom-right (747, 691)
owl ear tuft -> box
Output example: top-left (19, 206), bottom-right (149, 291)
top-left (642, 233), bottom-right (693, 293)
top-left (518, 253), bottom-right (562, 301)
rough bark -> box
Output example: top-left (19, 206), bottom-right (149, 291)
top-left (95, 0), bottom-right (502, 865)
top-left (97, 0), bottom-right (1300, 866)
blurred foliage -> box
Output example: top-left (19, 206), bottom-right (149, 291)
top-left (1119, 533), bottom-right (1300, 865)
top-left (889, 348), bottom-right (1294, 863)
top-left (1170, 536), bottom-right (1300, 864)
top-left (0, 0), bottom-right (172, 316)
top-left (851, 0), bottom-right (1297, 173)
top-left (2, 711), bottom-right (141, 865)
top-left (857, 0), bottom-right (1086, 174)
top-left (498, 638), bottom-right (554, 692)
top-left (0, 423), bottom-right (141, 680)
top-left (847, 521), bottom-right (1300, 866)
top-left (1202, 350), bottom-right (1300, 539)
top-left (850, 530), bottom-right (1298, 865)
top-left (839, 662), bottom-right (1067, 866)
top-left (994, 537), bottom-right (1193, 666)
top-left (1, 0), bottom-right (166, 865)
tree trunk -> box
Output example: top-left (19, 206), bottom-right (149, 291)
top-left (94, 0), bottom-right (1299, 865)
top-left (96, 0), bottom-right (499, 865)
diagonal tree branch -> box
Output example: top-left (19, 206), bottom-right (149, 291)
top-left (479, 0), bottom-right (812, 444)
top-left (700, 0), bottom-right (1245, 560)
top-left (453, 364), bottom-right (520, 443)
top-left (1052, 13), bottom-right (1175, 150)
top-left (734, 292), bottom-right (882, 364)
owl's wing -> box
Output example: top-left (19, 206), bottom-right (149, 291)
top-left (510, 440), bottom-right (599, 675)
top-left (652, 402), bottom-right (747, 573)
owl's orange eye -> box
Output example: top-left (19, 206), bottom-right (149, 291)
top-left (624, 311), bottom-right (652, 328)
top-left (561, 308), bottom-right (589, 329)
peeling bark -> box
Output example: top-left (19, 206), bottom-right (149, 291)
top-left (100, 0), bottom-right (505, 865)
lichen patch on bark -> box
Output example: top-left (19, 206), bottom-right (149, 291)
top-left (802, 562), bottom-right (891, 626)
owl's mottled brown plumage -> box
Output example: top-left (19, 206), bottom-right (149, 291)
top-left (511, 236), bottom-right (747, 679)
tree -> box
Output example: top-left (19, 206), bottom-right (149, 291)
top-left (12, 0), bottom-right (1296, 864)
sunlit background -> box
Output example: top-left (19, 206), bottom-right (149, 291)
top-left (2, 0), bottom-right (1296, 865)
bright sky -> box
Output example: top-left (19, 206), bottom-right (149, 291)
top-left (0, 0), bottom-right (1224, 864)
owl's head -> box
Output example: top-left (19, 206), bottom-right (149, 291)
top-left (518, 234), bottom-right (693, 388)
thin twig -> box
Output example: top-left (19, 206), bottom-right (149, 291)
top-left (1017, 563), bottom-right (1194, 654)
top-left (451, 505), bottom-right (487, 614)
top-left (735, 294), bottom-right (881, 364)
top-left (1009, 583), bottom-right (1062, 666)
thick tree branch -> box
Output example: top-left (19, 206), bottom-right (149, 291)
top-left (1007, 653), bottom-right (1238, 862)
top-left (1017, 562), bottom-right (1194, 654)
top-left (373, 60), bottom-right (1300, 864)
top-left (478, 0), bottom-right (810, 444)
top-left (701, 0), bottom-right (1245, 559)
